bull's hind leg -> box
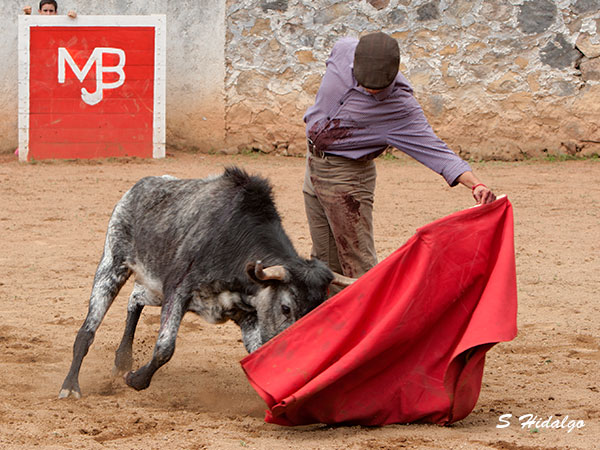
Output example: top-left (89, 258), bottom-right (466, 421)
top-left (124, 291), bottom-right (189, 391)
top-left (58, 254), bottom-right (131, 399)
top-left (113, 282), bottom-right (162, 376)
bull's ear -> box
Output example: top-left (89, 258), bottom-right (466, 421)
top-left (246, 261), bottom-right (260, 283)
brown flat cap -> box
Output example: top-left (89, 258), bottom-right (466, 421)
top-left (353, 32), bottom-right (400, 90)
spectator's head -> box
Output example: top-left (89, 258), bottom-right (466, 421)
top-left (353, 32), bottom-right (400, 92)
top-left (39, 0), bottom-right (58, 15)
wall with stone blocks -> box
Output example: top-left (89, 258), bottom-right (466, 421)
top-left (225, 0), bottom-right (600, 160)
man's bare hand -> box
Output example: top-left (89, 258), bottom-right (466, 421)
top-left (23, 5), bottom-right (32, 14)
top-left (473, 185), bottom-right (496, 204)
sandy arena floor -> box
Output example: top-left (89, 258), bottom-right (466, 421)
top-left (0, 152), bottom-right (598, 449)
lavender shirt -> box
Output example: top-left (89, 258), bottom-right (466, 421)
top-left (304, 37), bottom-right (471, 186)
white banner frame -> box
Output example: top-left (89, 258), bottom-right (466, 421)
top-left (18, 15), bottom-right (166, 161)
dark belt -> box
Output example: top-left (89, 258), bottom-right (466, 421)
top-left (307, 138), bottom-right (382, 161)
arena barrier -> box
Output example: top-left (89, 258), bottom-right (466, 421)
top-left (18, 15), bottom-right (166, 161)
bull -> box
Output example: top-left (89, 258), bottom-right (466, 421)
top-left (59, 167), bottom-right (353, 399)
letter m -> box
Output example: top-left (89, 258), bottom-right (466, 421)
top-left (58, 47), bottom-right (96, 84)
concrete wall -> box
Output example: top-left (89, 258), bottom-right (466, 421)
top-left (2, 0), bottom-right (599, 159)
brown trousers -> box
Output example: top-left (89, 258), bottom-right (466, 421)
top-left (302, 152), bottom-right (378, 279)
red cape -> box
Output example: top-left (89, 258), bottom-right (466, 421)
top-left (241, 196), bottom-right (517, 426)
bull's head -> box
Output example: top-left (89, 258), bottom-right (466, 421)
top-left (240, 259), bottom-right (354, 352)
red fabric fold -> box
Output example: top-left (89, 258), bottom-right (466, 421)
top-left (241, 196), bottom-right (517, 426)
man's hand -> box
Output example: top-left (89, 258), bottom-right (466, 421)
top-left (23, 5), bottom-right (32, 14)
top-left (456, 171), bottom-right (497, 205)
top-left (67, 10), bottom-right (77, 18)
top-left (472, 184), bottom-right (496, 204)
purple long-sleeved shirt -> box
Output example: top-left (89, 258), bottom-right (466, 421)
top-left (303, 37), bottom-right (471, 186)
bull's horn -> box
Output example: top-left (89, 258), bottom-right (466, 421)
top-left (331, 271), bottom-right (357, 286)
top-left (254, 261), bottom-right (288, 281)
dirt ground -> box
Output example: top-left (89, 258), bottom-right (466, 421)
top-left (0, 151), bottom-right (598, 449)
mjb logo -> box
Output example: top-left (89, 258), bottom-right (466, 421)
top-left (57, 47), bottom-right (126, 106)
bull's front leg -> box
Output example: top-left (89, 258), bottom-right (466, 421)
top-left (124, 292), bottom-right (189, 391)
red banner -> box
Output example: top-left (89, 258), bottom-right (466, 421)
top-left (19, 17), bottom-right (165, 161)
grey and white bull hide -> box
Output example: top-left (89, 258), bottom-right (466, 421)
top-left (59, 167), bottom-right (353, 399)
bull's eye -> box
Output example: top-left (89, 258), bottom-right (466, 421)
top-left (281, 304), bottom-right (291, 315)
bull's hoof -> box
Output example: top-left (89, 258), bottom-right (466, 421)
top-left (58, 388), bottom-right (81, 399)
top-left (59, 378), bottom-right (82, 399)
top-left (124, 370), bottom-right (151, 391)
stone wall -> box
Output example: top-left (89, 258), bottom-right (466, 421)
top-left (2, 1), bottom-right (598, 159)
top-left (225, 0), bottom-right (600, 160)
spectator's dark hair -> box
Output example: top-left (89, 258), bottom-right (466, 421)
top-left (39, 0), bottom-right (58, 11)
